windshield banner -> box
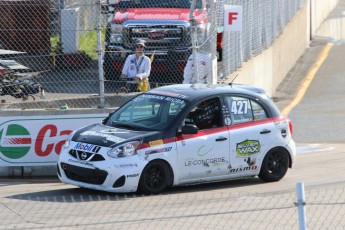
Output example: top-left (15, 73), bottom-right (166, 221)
top-left (0, 114), bottom-right (107, 166)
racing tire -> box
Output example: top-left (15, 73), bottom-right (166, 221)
top-left (258, 148), bottom-right (290, 182)
top-left (139, 160), bottom-right (171, 194)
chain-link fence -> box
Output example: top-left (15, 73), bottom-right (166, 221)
top-left (0, 0), bottom-right (303, 110)
top-left (1, 184), bottom-right (345, 229)
top-left (219, 0), bottom-right (304, 78)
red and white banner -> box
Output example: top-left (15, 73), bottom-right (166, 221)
top-left (0, 114), bottom-right (107, 166)
top-left (224, 5), bottom-right (243, 32)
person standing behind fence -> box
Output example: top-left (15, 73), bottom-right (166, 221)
top-left (183, 51), bottom-right (212, 84)
top-left (120, 39), bottom-right (151, 92)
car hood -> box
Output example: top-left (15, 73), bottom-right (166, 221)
top-left (113, 8), bottom-right (205, 24)
top-left (72, 123), bottom-right (159, 147)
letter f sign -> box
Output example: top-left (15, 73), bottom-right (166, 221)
top-left (224, 5), bottom-right (242, 32)
top-left (228, 12), bottom-right (238, 25)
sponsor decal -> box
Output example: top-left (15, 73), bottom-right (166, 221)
top-left (74, 143), bottom-right (101, 153)
top-left (224, 117), bottom-right (232, 126)
top-left (229, 165), bottom-right (257, 173)
top-left (253, 110), bottom-right (266, 120)
top-left (0, 124), bottom-right (31, 159)
top-left (68, 158), bottom-right (94, 167)
top-left (185, 157), bottom-right (225, 167)
top-left (149, 140), bottom-right (163, 147)
top-left (127, 174), bottom-right (139, 178)
top-left (150, 90), bottom-right (188, 99)
top-left (118, 163), bottom-right (138, 168)
top-left (245, 157), bottom-right (256, 166)
top-left (100, 129), bottom-right (129, 134)
top-left (274, 120), bottom-right (288, 129)
top-left (236, 140), bottom-right (260, 157)
top-left (80, 131), bottom-right (125, 143)
top-left (0, 114), bottom-right (105, 166)
top-left (197, 145), bottom-right (212, 156)
top-left (145, 147), bottom-right (172, 155)
top-left (137, 94), bottom-right (186, 104)
top-left (0, 124), bottom-right (72, 160)
top-left (281, 129), bottom-right (287, 138)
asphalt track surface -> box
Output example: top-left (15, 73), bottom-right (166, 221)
top-left (2, 2), bottom-right (345, 229)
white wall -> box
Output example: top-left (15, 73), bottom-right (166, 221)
top-left (311, 0), bottom-right (340, 38)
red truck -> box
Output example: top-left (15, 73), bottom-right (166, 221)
top-left (102, 0), bottom-right (222, 84)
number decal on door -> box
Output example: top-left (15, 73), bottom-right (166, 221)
top-left (231, 100), bottom-right (248, 114)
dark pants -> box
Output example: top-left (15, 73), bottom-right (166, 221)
top-left (124, 78), bottom-right (138, 92)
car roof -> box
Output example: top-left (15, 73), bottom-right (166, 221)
top-left (148, 84), bottom-right (281, 117)
top-left (149, 84), bottom-right (267, 101)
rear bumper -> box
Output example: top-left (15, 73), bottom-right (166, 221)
top-left (286, 139), bottom-right (297, 168)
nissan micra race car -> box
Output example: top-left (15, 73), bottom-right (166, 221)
top-left (57, 84), bottom-right (296, 194)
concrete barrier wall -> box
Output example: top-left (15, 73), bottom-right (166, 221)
top-left (311, 0), bottom-right (340, 38)
top-left (234, 0), bottom-right (339, 97)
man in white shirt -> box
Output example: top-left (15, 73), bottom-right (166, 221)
top-left (121, 39), bottom-right (151, 92)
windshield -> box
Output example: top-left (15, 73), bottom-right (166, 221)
top-left (117, 0), bottom-right (203, 9)
top-left (106, 93), bottom-right (188, 131)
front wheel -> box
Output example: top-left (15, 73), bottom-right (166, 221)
top-left (259, 148), bottom-right (290, 182)
top-left (139, 160), bottom-right (171, 194)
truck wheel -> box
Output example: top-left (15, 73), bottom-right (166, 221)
top-left (258, 148), bottom-right (289, 182)
top-left (139, 160), bottom-right (171, 194)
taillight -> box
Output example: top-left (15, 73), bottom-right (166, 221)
top-left (288, 119), bottom-right (293, 136)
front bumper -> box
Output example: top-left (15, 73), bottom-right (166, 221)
top-left (57, 152), bottom-right (147, 193)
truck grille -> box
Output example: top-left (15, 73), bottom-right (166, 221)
top-left (61, 163), bottom-right (108, 185)
top-left (124, 25), bottom-right (190, 50)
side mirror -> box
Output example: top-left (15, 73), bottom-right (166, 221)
top-left (181, 124), bottom-right (198, 135)
top-left (102, 111), bottom-right (115, 125)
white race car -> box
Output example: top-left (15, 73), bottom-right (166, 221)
top-left (57, 84), bottom-right (296, 194)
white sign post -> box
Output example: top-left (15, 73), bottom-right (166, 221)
top-left (224, 5), bottom-right (243, 32)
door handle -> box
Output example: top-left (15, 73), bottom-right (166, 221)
top-left (260, 129), bottom-right (271, 134)
top-left (216, 137), bottom-right (228, 141)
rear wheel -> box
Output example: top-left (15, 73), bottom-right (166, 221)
top-left (259, 148), bottom-right (289, 182)
top-left (139, 160), bottom-right (171, 194)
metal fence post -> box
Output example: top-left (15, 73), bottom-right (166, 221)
top-left (296, 182), bottom-right (307, 230)
top-left (97, 0), bottom-right (105, 109)
top-left (189, 0), bottom-right (200, 84)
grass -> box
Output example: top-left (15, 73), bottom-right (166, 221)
top-left (50, 27), bottom-right (106, 60)
top-left (79, 28), bottom-right (106, 59)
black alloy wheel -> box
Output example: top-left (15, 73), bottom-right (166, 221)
top-left (139, 160), bottom-right (171, 194)
top-left (259, 148), bottom-right (289, 182)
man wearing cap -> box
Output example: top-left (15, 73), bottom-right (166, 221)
top-left (120, 39), bottom-right (151, 92)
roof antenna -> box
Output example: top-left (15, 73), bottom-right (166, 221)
top-left (229, 74), bottom-right (238, 87)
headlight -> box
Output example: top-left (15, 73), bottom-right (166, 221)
top-left (107, 141), bottom-right (141, 158)
top-left (63, 131), bottom-right (76, 149)
top-left (110, 24), bottom-right (123, 43)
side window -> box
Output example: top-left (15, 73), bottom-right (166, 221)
top-left (226, 96), bottom-right (268, 124)
top-left (251, 100), bottom-right (268, 120)
top-left (185, 97), bottom-right (222, 130)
